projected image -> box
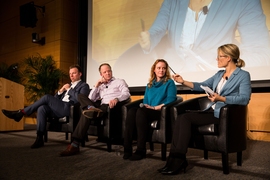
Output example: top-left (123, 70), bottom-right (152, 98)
top-left (88, 0), bottom-right (270, 88)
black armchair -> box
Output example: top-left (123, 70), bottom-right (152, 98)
top-left (171, 96), bottom-right (248, 174)
top-left (44, 103), bottom-right (81, 142)
top-left (83, 98), bottom-right (131, 152)
top-left (122, 96), bottom-right (183, 161)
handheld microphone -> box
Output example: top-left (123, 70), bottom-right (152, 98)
top-left (139, 103), bottom-right (144, 108)
top-left (203, 6), bottom-right (208, 15)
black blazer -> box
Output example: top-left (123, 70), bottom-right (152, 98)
top-left (55, 81), bottom-right (90, 105)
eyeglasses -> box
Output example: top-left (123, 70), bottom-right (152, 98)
top-left (217, 55), bottom-right (227, 59)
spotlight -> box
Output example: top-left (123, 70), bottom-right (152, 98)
top-left (32, 33), bottom-right (45, 45)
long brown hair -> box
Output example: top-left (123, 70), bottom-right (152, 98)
top-left (148, 59), bottom-right (172, 88)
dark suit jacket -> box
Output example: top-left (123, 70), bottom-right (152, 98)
top-left (55, 81), bottom-right (90, 105)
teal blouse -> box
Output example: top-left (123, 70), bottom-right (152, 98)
top-left (143, 79), bottom-right (177, 106)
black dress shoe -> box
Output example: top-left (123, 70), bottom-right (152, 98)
top-left (129, 150), bottom-right (146, 161)
top-left (157, 166), bottom-right (169, 173)
top-left (157, 156), bottom-right (173, 173)
top-left (123, 152), bottom-right (132, 160)
top-left (123, 148), bottom-right (132, 160)
top-left (161, 159), bottom-right (188, 175)
top-left (31, 136), bottom-right (44, 149)
top-left (2, 109), bottom-right (24, 122)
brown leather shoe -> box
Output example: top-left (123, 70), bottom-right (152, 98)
top-left (59, 144), bottom-right (80, 156)
top-left (82, 108), bottom-right (103, 119)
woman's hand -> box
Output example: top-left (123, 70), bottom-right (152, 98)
top-left (144, 104), bottom-right (162, 110)
top-left (208, 93), bottom-right (226, 102)
top-left (172, 74), bottom-right (184, 84)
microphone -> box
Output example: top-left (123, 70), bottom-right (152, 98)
top-left (203, 6), bottom-right (208, 15)
top-left (225, 77), bottom-right (228, 80)
top-left (106, 86), bottom-right (108, 88)
top-left (139, 103), bottom-right (144, 108)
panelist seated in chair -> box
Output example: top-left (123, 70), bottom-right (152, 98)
top-left (2, 65), bottom-right (90, 149)
top-left (158, 44), bottom-right (251, 175)
top-left (60, 63), bottom-right (130, 156)
top-left (123, 59), bottom-right (177, 161)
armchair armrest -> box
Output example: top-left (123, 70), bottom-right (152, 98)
top-left (121, 99), bottom-right (142, 123)
top-left (160, 96), bottom-right (183, 114)
top-left (158, 96), bottom-right (183, 128)
top-left (152, 96), bottom-right (183, 142)
top-left (218, 104), bottom-right (248, 152)
top-left (123, 99), bottom-right (143, 111)
top-left (170, 96), bottom-right (215, 137)
top-left (171, 96), bottom-right (208, 123)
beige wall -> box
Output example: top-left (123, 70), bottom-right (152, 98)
top-left (0, 0), bottom-right (78, 75)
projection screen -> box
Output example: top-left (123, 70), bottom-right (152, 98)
top-left (87, 0), bottom-right (270, 92)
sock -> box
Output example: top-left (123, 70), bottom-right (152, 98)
top-left (21, 109), bottom-right (26, 114)
top-left (71, 141), bottom-right (79, 148)
top-left (87, 105), bottom-right (95, 109)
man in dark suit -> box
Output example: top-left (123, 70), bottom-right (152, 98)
top-left (2, 64), bottom-right (90, 149)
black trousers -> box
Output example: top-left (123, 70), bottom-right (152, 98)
top-left (124, 107), bottom-right (161, 151)
top-left (170, 111), bottom-right (219, 155)
top-left (72, 94), bottom-right (127, 142)
top-left (71, 94), bottom-right (107, 141)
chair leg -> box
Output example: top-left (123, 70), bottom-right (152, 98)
top-left (65, 132), bottom-right (68, 140)
top-left (81, 137), bottom-right (86, 147)
top-left (107, 141), bottom-right (112, 152)
top-left (149, 142), bottom-right (154, 151)
top-left (204, 150), bottom-right (208, 159)
top-left (44, 131), bottom-right (48, 142)
top-left (161, 143), bottom-right (167, 161)
top-left (237, 151), bottom-right (242, 166)
top-left (222, 153), bottom-right (229, 174)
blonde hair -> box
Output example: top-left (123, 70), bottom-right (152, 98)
top-left (218, 44), bottom-right (245, 67)
top-left (148, 59), bottom-right (171, 88)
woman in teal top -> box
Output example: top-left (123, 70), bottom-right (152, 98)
top-left (123, 59), bottom-right (177, 161)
